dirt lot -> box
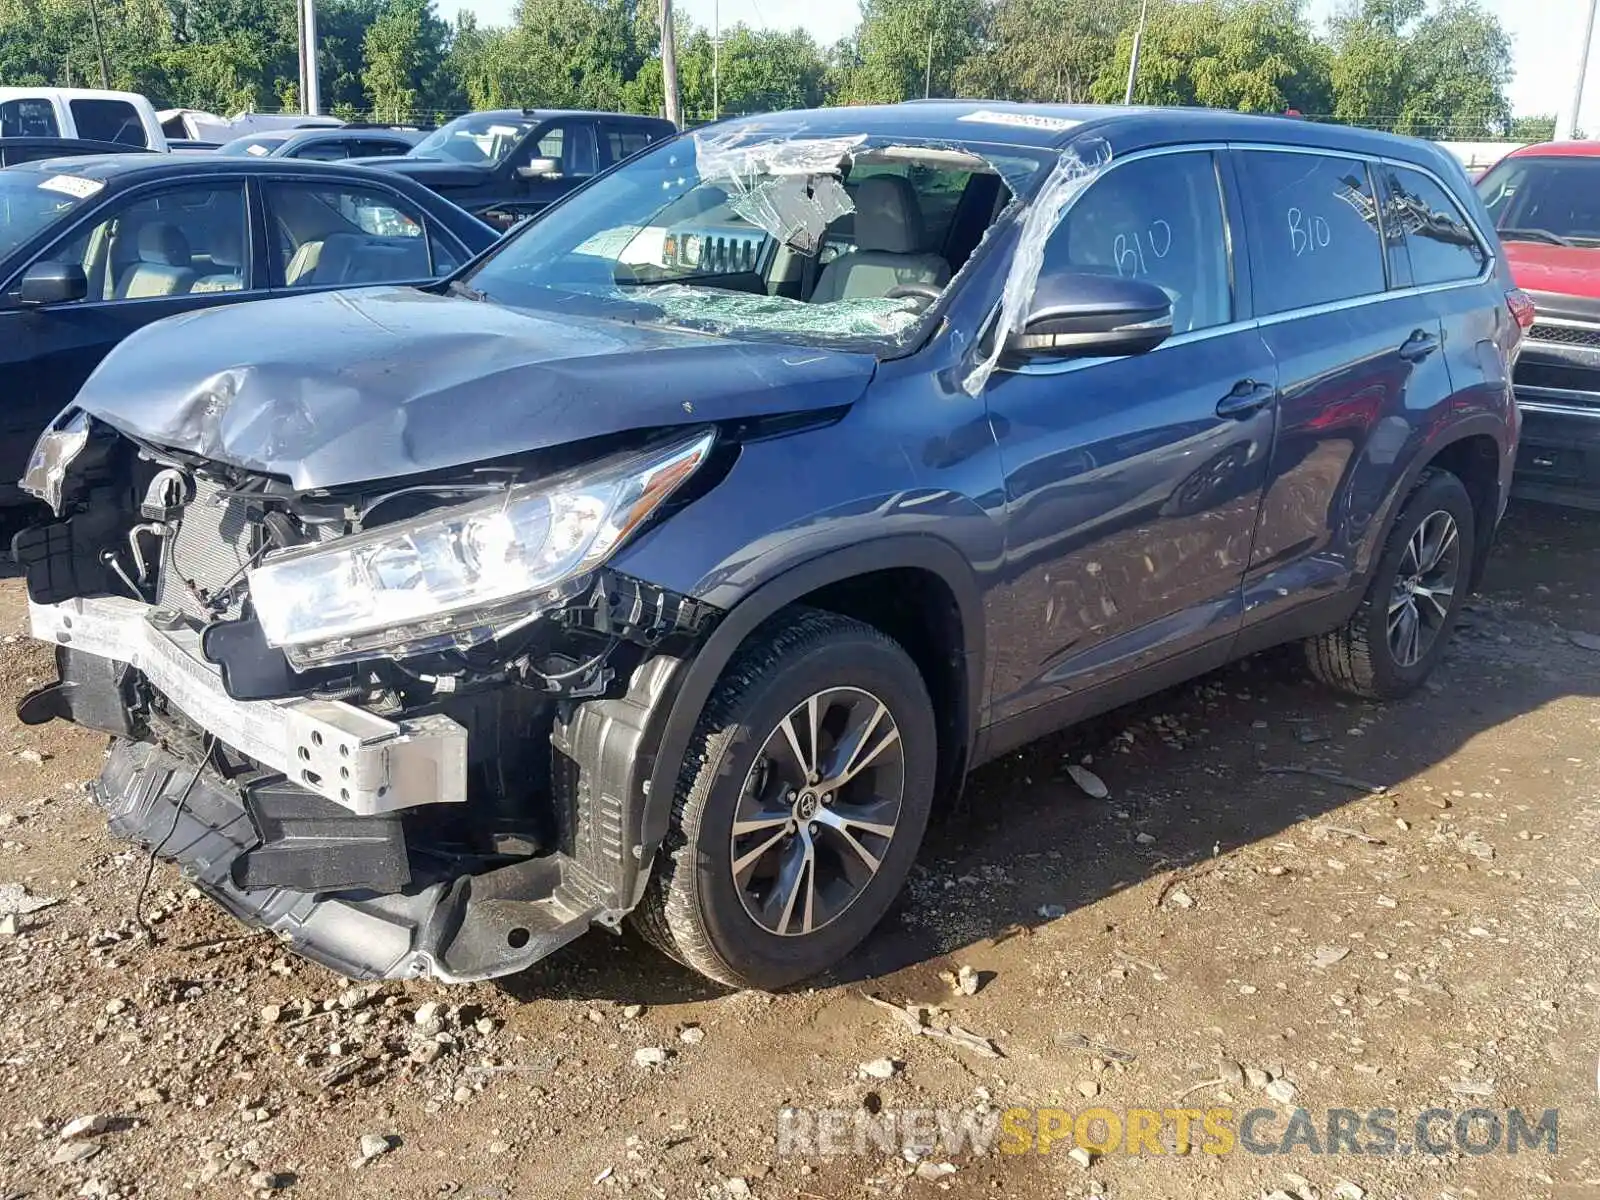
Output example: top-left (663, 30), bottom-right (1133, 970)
top-left (0, 502), bottom-right (1596, 1200)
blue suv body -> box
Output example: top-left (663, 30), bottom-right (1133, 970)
top-left (17, 102), bottom-right (1522, 991)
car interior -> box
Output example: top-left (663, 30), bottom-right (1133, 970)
top-left (623, 150), bottom-right (1013, 310)
top-left (59, 187), bottom-right (248, 301)
top-left (267, 184), bottom-right (441, 287)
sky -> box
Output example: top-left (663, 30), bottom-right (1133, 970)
top-left (454, 0), bottom-right (1600, 131)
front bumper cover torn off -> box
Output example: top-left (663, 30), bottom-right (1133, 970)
top-left (95, 740), bottom-right (607, 982)
top-left (31, 594), bottom-right (628, 982)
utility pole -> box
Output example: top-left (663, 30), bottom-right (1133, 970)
top-left (304, 0), bottom-right (321, 115)
top-left (660, 0), bottom-right (682, 127)
top-left (86, 0), bottom-right (110, 89)
top-left (712, 0), bottom-right (720, 120)
top-left (1124, 0), bottom-right (1149, 106)
top-left (1565, 0), bottom-right (1598, 140)
top-left (924, 27), bottom-right (934, 98)
top-left (297, 0), bottom-right (308, 114)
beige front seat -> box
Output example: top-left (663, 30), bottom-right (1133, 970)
top-left (811, 176), bottom-right (951, 303)
top-left (115, 223), bottom-right (197, 299)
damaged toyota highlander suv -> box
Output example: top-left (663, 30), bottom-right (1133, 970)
top-left (15, 103), bottom-right (1522, 991)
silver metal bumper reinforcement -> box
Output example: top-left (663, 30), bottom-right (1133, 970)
top-left (29, 596), bottom-right (467, 816)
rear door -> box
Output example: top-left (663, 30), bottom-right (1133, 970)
top-left (1232, 147), bottom-right (1450, 639)
top-left (0, 180), bottom-right (252, 488)
top-left (1375, 161), bottom-right (1503, 418)
top-left (984, 148), bottom-right (1278, 735)
top-left (261, 177), bottom-right (466, 291)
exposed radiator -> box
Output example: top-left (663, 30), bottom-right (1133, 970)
top-left (156, 476), bottom-right (256, 621)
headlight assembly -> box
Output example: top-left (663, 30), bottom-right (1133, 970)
top-left (20, 409), bottom-right (91, 515)
top-left (248, 430), bottom-right (715, 668)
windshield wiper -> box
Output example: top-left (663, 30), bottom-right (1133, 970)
top-left (446, 279), bottom-right (488, 302)
top-left (1499, 227), bottom-right (1575, 247)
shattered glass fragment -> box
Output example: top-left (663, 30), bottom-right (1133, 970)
top-left (692, 131), bottom-right (865, 255)
top-left (632, 284), bottom-right (921, 340)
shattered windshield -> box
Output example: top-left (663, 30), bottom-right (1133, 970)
top-left (408, 114), bottom-right (538, 165)
top-left (464, 127), bottom-right (1048, 351)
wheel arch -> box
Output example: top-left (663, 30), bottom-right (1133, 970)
top-left (1361, 416), bottom-right (1508, 592)
top-left (551, 534), bottom-right (988, 915)
top-left (642, 535), bottom-right (985, 847)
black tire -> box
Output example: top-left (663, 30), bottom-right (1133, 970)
top-left (1305, 468), bottom-right (1476, 700)
top-left (630, 607), bottom-right (937, 990)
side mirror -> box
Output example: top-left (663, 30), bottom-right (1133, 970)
top-left (516, 157), bottom-right (562, 181)
top-left (18, 261), bottom-right (88, 307)
top-left (1008, 271), bottom-right (1173, 360)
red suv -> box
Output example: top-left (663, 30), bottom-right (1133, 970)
top-left (1480, 142), bottom-right (1600, 508)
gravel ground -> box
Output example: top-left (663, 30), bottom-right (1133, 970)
top-left (0, 501), bottom-right (1595, 1200)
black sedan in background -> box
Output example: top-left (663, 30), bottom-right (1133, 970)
top-left (217, 127), bottom-right (421, 161)
top-left (362, 109), bottom-right (676, 228)
top-left (0, 154), bottom-right (497, 501)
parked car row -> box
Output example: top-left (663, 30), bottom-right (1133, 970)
top-left (0, 154), bottom-right (501, 496)
top-left (6, 100), bottom-right (1534, 996)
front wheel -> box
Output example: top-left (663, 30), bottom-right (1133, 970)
top-left (631, 608), bottom-right (937, 990)
top-left (1306, 467), bottom-right (1476, 700)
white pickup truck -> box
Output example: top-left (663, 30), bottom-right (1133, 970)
top-left (0, 87), bottom-right (168, 151)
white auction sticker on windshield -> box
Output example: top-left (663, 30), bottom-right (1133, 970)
top-left (958, 110), bottom-right (1081, 133)
top-left (246, 143), bottom-right (270, 156)
top-left (38, 174), bottom-right (104, 200)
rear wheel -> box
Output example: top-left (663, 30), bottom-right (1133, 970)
top-left (1306, 468), bottom-right (1476, 700)
top-left (631, 608), bottom-right (937, 990)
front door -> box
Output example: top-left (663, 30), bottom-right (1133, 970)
top-left (983, 149), bottom-right (1277, 734)
top-left (495, 120), bottom-right (601, 225)
top-left (0, 180), bottom-right (252, 490)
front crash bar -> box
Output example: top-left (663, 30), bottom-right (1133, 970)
top-left (29, 596), bottom-right (467, 816)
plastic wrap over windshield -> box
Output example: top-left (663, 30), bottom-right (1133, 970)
top-left (693, 131), bottom-right (866, 255)
top-left (963, 137), bottom-right (1112, 396)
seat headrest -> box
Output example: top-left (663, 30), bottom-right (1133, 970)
top-left (136, 222), bottom-right (191, 267)
top-left (852, 175), bottom-right (927, 255)
top-left (207, 220), bottom-right (244, 270)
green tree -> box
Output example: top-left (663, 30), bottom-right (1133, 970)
top-left (1508, 113), bottom-right (1556, 143)
top-left (361, 0), bottom-right (450, 122)
top-left (1092, 0), bottom-right (1331, 114)
top-left (840, 0), bottom-right (985, 104)
top-left (957, 0), bottom-right (1139, 104)
top-left (1328, 0), bottom-right (1511, 137)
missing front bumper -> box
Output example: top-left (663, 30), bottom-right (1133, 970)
top-left (97, 739), bottom-right (612, 983)
top-left (28, 595), bottom-right (467, 815)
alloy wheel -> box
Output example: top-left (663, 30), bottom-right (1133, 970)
top-left (729, 686), bottom-right (906, 937)
top-left (1387, 509), bottom-right (1460, 668)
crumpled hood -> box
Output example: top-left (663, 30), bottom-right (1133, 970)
top-left (73, 287), bottom-right (877, 490)
top-left (1503, 242), bottom-right (1600, 300)
top-left (357, 158), bottom-right (492, 189)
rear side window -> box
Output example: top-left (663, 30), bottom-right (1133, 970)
top-left (1237, 151), bottom-right (1385, 315)
top-left (0, 98), bottom-right (59, 138)
top-left (603, 123), bottom-right (654, 164)
top-left (69, 99), bottom-right (148, 147)
top-left (264, 182), bottom-right (449, 287)
top-left (1379, 164), bottom-right (1486, 286)
top-left (1039, 151), bottom-right (1233, 333)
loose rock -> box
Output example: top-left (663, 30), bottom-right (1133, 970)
top-left (858, 1058), bottom-right (899, 1080)
top-left (634, 1047), bottom-right (669, 1068)
top-left (358, 1133), bottom-right (394, 1160)
top-left (59, 1114), bottom-right (109, 1140)
top-left (1265, 1078), bottom-right (1299, 1104)
top-left (1066, 764), bottom-right (1109, 799)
